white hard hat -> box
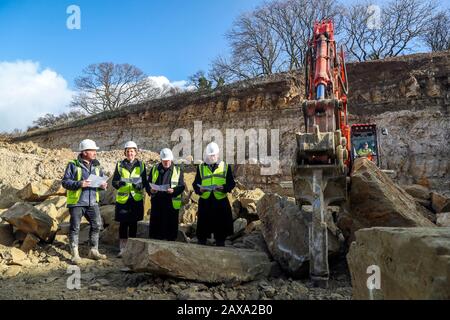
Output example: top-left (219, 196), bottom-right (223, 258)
top-left (160, 148), bottom-right (174, 161)
top-left (124, 141), bottom-right (138, 150)
top-left (205, 142), bottom-right (220, 155)
top-left (79, 139), bottom-right (99, 152)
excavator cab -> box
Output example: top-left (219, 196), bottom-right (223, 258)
top-left (350, 124), bottom-right (381, 167)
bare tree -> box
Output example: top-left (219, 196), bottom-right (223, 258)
top-left (31, 110), bottom-right (86, 129)
top-left (210, 55), bottom-right (254, 82)
top-left (71, 63), bottom-right (152, 114)
top-left (212, 11), bottom-right (282, 81)
top-left (210, 0), bottom-right (344, 81)
top-left (257, 0), bottom-right (345, 71)
top-left (422, 10), bottom-right (450, 51)
top-left (342, 0), bottom-right (438, 61)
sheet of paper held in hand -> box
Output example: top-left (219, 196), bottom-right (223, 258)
top-left (197, 184), bottom-right (221, 191)
top-left (150, 183), bottom-right (171, 192)
top-left (87, 174), bottom-right (108, 188)
top-left (121, 177), bottom-right (142, 184)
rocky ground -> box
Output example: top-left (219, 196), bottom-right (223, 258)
top-left (0, 141), bottom-right (352, 300)
top-left (0, 241), bottom-right (352, 300)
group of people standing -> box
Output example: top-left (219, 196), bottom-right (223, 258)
top-left (62, 139), bottom-right (235, 264)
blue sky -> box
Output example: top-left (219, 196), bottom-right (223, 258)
top-left (0, 0), bottom-right (448, 132)
top-left (0, 0), bottom-right (265, 86)
top-left (0, 0), bottom-right (265, 131)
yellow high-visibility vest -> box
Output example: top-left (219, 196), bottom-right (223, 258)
top-left (66, 159), bottom-right (100, 205)
top-left (116, 160), bottom-right (145, 204)
top-left (151, 164), bottom-right (182, 210)
top-left (199, 161), bottom-right (228, 200)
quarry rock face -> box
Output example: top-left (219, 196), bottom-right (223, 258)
top-left (14, 51), bottom-right (450, 197)
top-left (367, 109), bottom-right (450, 196)
top-left (338, 158), bottom-right (435, 242)
top-left (256, 193), bottom-right (340, 277)
top-left (347, 227), bottom-right (450, 300)
top-left (122, 238), bottom-right (272, 284)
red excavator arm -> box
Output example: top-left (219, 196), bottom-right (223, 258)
top-left (303, 19), bottom-right (350, 168)
top-left (291, 20), bottom-right (350, 288)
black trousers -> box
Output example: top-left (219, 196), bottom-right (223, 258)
top-left (119, 221), bottom-right (137, 239)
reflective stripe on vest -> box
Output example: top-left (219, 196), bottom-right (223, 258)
top-left (151, 164), bottom-right (182, 210)
top-left (66, 159), bottom-right (100, 205)
top-left (116, 161), bottom-right (144, 204)
top-left (200, 161), bottom-right (228, 200)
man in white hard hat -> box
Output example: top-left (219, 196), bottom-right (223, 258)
top-left (193, 142), bottom-right (235, 246)
top-left (112, 141), bottom-right (149, 257)
top-left (148, 148), bottom-right (185, 241)
top-left (62, 139), bottom-right (108, 264)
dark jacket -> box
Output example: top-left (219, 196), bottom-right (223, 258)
top-left (62, 155), bottom-right (106, 208)
top-left (148, 163), bottom-right (185, 199)
top-left (112, 159), bottom-right (149, 223)
top-left (148, 162), bottom-right (185, 241)
top-left (111, 158), bottom-right (149, 192)
top-left (193, 162), bottom-right (235, 241)
top-left (193, 162), bottom-right (235, 195)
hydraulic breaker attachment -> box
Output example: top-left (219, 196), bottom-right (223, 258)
top-left (292, 125), bottom-right (347, 287)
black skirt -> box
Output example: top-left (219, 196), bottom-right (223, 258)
top-left (196, 195), bottom-right (234, 241)
top-left (149, 193), bottom-right (179, 241)
top-left (115, 197), bottom-right (144, 223)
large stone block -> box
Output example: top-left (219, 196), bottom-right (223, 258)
top-left (431, 192), bottom-right (450, 214)
top-left (122, 238), bottom-right (271, 283)
top-left (436, 213), bottom-right (450, 227)
top-left (0, 224), bottom-right (14, 246)
top-left (35, 196), bottom-right (68, 223)
top-left (338, 158), bottom-right (435, 242)
top-left (17, 179), bottom-right (65, 202)
top-left (256, 193), bottom-right (340, 277)
top-left (347, 227), bottom-right (450, 299)
top-left (404, 184), bottom-right (431, 200)
top-left (2, 202), bottom-right (58, 242)
top-left (99, 205), bottom-right (116, 227)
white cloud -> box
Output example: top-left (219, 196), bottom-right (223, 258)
top-left (0, 60), bottom-right (73, 132)
top-left (0, 66), bottom-right (194, 132)
top-left (147, 76), bottom-right (195, 92)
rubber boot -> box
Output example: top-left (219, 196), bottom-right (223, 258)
top-left (88, 248), bottom-right (107, 260)
top-left (71, 246), bottom-right (82, 265)
top-left (117, 239), bottom-right (127, 258)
